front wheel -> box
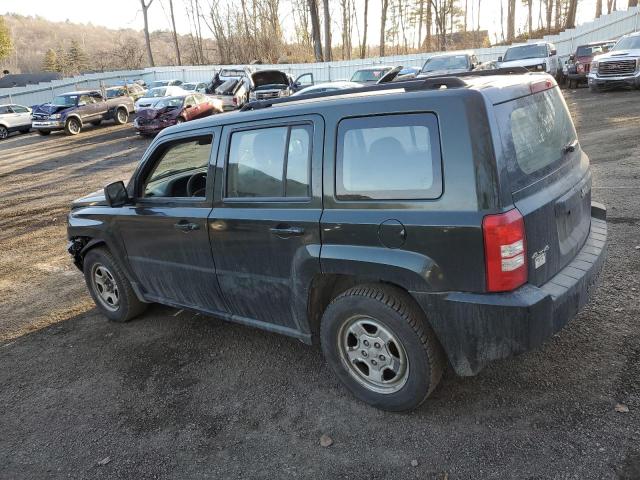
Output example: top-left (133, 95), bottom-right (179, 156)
top-left (83, 247), bottom-right (147, 322)
top-left (37, 130), bottom-right (51, 136)
top-left (320, 284), bottom-right (445, 412)
top-left (114, 108), bottom-right (128, 125)
top-left (64, 117), bottom-right (81, 135)
top-left (0, 126), bottom-right (8, 139)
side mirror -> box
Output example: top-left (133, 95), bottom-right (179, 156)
top-left (550, 49), bottom-right (557, 56)
top-left (104, 181), bottom-right (130, 207)
top-left (497, 56), bottom-right (503, 63)
top-left (78, 101), bottom-right (87, 107)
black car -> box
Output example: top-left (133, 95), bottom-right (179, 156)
top-left (67, 72), bottom-right (607, 411)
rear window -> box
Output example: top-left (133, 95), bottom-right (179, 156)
top-left (496, 87), bottom-right (577, 192)
top-left (336, 113), bottom-right (442, 200)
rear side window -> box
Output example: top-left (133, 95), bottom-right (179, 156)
top-left (336, 113), bottom-right (442, 200)
top-left (496, 87), bottom-right (577, 192)
top-left (226, 125), bottom-right (312, 198)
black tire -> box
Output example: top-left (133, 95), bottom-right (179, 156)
top-left (90, 120), bottom-right (102, 126)
top-left (0, 125), bottom-right (8, 140)
top-left (83, 247), bottom-right (147, 322)
top-left (568, 79), bottom-right (576, 89)
top-left (589, 84), bottom-right (601, 93)
top-left (114, 107), bottom-right (128, 125)
top-left (64, 117), bottom-right (81, 135)
top-left (320, 284), bottom-right (445, 412)
top-left (37, 130), bottom-right (51, 136)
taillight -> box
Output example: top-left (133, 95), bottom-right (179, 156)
top-left (482, 208), bottom-right (527, 292)
top-left (530, 78), bottom-right (554, 94)
top-left (232, 97), bottom-right (237, 105)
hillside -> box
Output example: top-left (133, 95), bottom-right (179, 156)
top-left (0, 13), bottom-right (217, 73)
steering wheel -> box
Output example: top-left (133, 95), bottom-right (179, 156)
top-left (186, 172), bottom-right (207, 197)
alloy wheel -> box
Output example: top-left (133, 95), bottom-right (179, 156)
top-left (337, 315), bottom-right (409, 394)
top-left (90, 263), bottom-right (120, 311)
top-left (0, 126), bottom-right (8, 139)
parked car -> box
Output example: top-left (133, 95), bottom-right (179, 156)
top-left (206, 67), bottom-right (255, 94)
top-left (133, 93), bottom-right (223, 136)
top-left (105, 84), bottom-right (147, 105)
top-left (588, 31), bottom-right (640, 92)
top-left (134, 86), bottom-right (187, 112)
top-left (181, 82), bottom-right (209, 93)
top-left (292, 81), bottom-right (361, 96)
top-left (31, 90), bottom-right (133, 136)
top-left (350, 66), bottom-right (394, 84)
top-left (564, 41), bottom-right (616, 89)
top-left (376, 66), bottom-right (422, 84)
top-left (498, 42), bottom-right (560, 78)
top-left (419, 52), bottom-right (480, 77)
top-left (247, 69), bottom-right (314, 101)
top-left (148, 79), bottom-right (183, 89)
top-left (0, 104), bottom-right (32, 139)
top-left (475, 60), bottom-right (500, 71)
top-left (67, 72), bottom-right (607, 412)
top-left (212, 77), bottom-right (249, 110)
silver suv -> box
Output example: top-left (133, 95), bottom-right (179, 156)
top-left (588, 31), bottom-right (640, 91)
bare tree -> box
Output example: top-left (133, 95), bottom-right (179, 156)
top-left (545, 0), bottom-right (552, 31)
top-left (506, 0), bottom-right (516, 41)
top-left (525, 0), bottom-right (533, 36)
top-left (360, 0), bottom-right (369, 58)
top-left (323, 0), bottom-right (332, 60)
top-left (417, 0), bottom-right (425, 47)
top-left (565, 0), bottom-right (577, 28)
top-left (630, 0), bottom-right (638, 7)
top-left (380, 0), bottom-right (390, 56)
top-left (167, 0), bottom-right (182, 65)
top-left (308, 0), bottom-right (324, 61)
top-left (595, 0), bottom-right (602, 16)
top-left (140, 0), bottom-right (155, 67)
top-left (340, 0), bottom-right (352, 59)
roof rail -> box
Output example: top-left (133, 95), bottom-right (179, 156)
top-left (440, 66), bottom-right (532, 77)
top-left (240, 76), bottom-right (467, 111)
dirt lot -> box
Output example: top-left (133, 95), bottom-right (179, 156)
top-left (0, 89), bottom-right (639, 480)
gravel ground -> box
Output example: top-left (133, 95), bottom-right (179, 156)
top-left (0, 88), bottom-right (638, 480)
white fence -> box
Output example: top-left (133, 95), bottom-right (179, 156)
top-left (1, 6), bottom-right (639, 107)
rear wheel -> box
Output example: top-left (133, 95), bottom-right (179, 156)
top-left (114, 107), bottom-right (128, 125)
top-left (320, 284), bottom-right (445, 412)
top-left (83, 247), bottom-right (147, 322)
top-left (64, 117), bottom-right (81, 135)
top-left (0, 126), bottom-right (8, 139)
top-left (90, 120), bottom-right (102, 126)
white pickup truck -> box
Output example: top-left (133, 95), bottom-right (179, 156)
top-left (588, 31), bottom-right (640, 92)
top-left (498, 42), bottom-right (561, 78)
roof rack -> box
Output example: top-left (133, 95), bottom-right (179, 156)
top-left (240, 76), bottom-right (467, 111)
top-left (239, 66), bottom-right (532, 111)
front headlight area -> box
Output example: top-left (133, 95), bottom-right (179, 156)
top-left (591, 61), bottom-right (599, 73)
top-left (49, 113), bottom-right (62, 119)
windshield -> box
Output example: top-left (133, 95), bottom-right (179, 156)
top-left (613, 35), bottom-right (640, 51)
top-left (52, 95), bottom-right (78, 107)
top-left (148, 87), bottom-right (167, 98)
top-left (182, 83), bottom-right (197, 91)
top-left (576, 44), bottom-right (613, 57)
top-left (106, 88), bottom-right (126, 98)
top-left (153, 97), bottom-right (183, 109)
top-left (150, 81), bottom-right (169, 88)
top-left (350, 68), bottom-right (391, 82)
top-left (422, 55), bottom-right (469, 72)
top-left (503, 44), bottom-right (548, 61)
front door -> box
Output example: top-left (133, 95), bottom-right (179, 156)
top-left (208, 115), bottom-right (323, 332)
top-left (115, 129), bottom-right (228, 313)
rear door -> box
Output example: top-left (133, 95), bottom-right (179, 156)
top-left (208, 115), bottom-right (323, 332)
top-left (10, 105), bottom-right (32, 128)
top-left (494, 84), bottom-right (591, 286)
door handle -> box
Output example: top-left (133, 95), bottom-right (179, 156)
top-left (174, 221), bottom-right (200, 232)
top-left (269, 225), bottom-right (305, 237)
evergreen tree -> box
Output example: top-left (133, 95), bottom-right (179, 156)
top-left (67, 39), bottom-right (89, 74)
top-left (42, 48), bottom-right (58, 72)
top-left (0, 16), bottom-right (13, 61)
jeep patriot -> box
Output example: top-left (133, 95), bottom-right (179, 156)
top-left (67, 73), bottom-right (607, 411)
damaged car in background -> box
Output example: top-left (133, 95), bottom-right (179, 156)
top-left (133, 93), bottom-right (223, 136)
top-left (247, 69), bottom-right (314, 101)
top-left (31, 90), bottom-right (133, 136)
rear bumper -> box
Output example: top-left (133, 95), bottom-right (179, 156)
top-left (412, 203), bottom-right (607, 376)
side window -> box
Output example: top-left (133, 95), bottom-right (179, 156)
top-left (142, 135), bottom-right (213, 198)
top-left (226, 124), bottom-right (312, 199)
top-left (0, 106), bottom-right (9, 114)
top-left (79, 95), bottom-right (92, 105)
top-left (90, 93), bottom-right (103, 102)
top-left (336, 113), bottom-right (442, 200)
top-left (12, 105), bottom-right (28, 113)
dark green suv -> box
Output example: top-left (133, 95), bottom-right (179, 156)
top-left (67, 72), bottom-right (607, 411)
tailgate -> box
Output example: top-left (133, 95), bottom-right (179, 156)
top-left (494, 85), bottom-right (591, 286)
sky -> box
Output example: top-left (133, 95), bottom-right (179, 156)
top-left (0, 0), bottom-right (601, 47)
